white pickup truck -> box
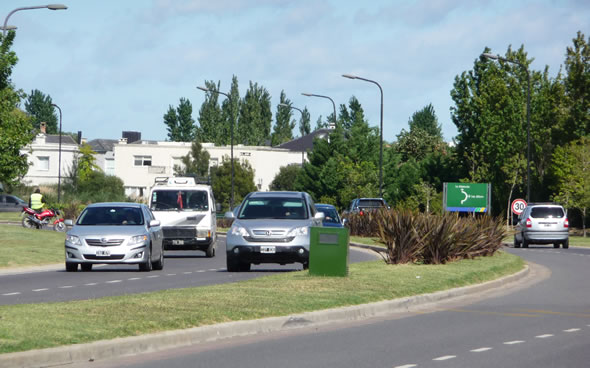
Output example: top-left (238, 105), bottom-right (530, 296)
top-left (149, 177), bottom-right (217, 257)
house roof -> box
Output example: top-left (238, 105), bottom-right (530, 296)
top-left (276, 128), bottom-right (333, 151)
top-left (88, 139), bottom-right (118, 153)
top-left (45, 135), bottom-right (78, 145)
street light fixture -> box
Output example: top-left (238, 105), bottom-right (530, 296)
top-left (482, 53), bottom-right (532, 202)
top-left (342, 73), bottom-right (385, 197)
top-left (278, 103), bottom-right (306, 166)
top-left (0, 25), bottom-right (17, 32)
top-left (51, 103), bottom-right (63, 203)
top-left (301, 93), bottom-right (337, 128)
top-left (197, 86), bottom-right (235, 209)
top-left (3, 4), bottom-right (68, 36)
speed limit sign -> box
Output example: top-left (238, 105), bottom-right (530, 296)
top-left (511, 199), bottom-right (527, 215)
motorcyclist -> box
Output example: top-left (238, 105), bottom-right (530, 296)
top-left (29, 188), bottom-right (46, 213)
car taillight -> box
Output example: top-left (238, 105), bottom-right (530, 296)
top-left (564, 218), bottom-right (569, 228)
top-left (526, 218), bottom-right (532, 228)
top-left (359, 210), bottom-right (364, 216)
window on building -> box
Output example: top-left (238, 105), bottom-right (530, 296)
top-left (38, 156), bottom-right (49, 171)
top-left (134, 155), bottom-right (152, 166)
top-left (105, 158), bottom-right (115, 175)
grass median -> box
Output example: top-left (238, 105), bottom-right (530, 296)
top-left (0, 251), bottom-right (523, 354)
top-left (0, 225), bottom-right (65, 268)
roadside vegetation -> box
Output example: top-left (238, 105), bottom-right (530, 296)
top-left (0, 251), bottom-right (523, 354)
top-left (0, 225), bottom-right (65, 268)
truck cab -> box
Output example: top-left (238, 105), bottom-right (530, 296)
top-left (149, 177), bottom-right (217, 257)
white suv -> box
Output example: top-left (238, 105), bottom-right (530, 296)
top-left (514, 203), bottom-right (569, 248)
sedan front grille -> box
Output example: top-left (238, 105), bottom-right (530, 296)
top-left (86, 239), bottom-right (124, 247)
top-left (83, 254), bottom-right (125, 260)
top-left (243, 236), bottom-right (295, 243)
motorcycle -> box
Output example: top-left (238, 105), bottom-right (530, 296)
top-left (21, 207), bottom-right (66, 232)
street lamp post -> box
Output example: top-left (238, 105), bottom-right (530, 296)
top-left (0, 25), bottom-right (17, 32)
top-left (197, 86), bottom-right (235, 209)
top-left (342, 74), bottom-right (384, 197)
top-left (3, 4), bottom-right (68, 36)
top-left (51, 103), bottom-right (63, 203)
top-left (278, 103), bottom-right (306, 166)
top-left (482, 53), bottom-right (532, 202)
top-left (301, 93), bottom-right (337, 128)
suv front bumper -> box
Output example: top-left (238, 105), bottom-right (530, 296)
top-left (227, 245), bottom-right (309, 265)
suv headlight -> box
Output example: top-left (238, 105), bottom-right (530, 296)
top-left (66, 234), bottom-right (81, 246)
top-left (230, 225), bottom-right (249, 237)
top-left (129, 235), bottom-right (148, 246)
top-left (287, 226), bottom-right (308, 237)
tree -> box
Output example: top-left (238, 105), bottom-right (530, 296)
top-left (220, 75), bottom-right (240, 146)
top-left (271, 91), bottom-right (295, 146)
top-left (269, 164), bottom-right (301, 191)
top-left (238, 81), bottom-right (272, 145)
top-left (211, 157), bottom-right (257, 210)
top-left (24, 89), bottom-right (58, 134)
top-left (164, 98), bottom-right (195, 142)
top-left (408, 103), bottom-right (442, 139)
top-left (77, 143), bottom-right (100, 181)
top-left (196, 80), bottom-right (224, 144)
top-left (299, 106), bottom-right (311, 136)
top-left (174, 141), bottom-right (211, 178)
top-left (563, 31), bottom-right (590, 142)
top-left (0, 31), bottom-right (34, 188)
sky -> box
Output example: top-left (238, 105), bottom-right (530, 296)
top-left (2, 0), bottom-right (589, 144)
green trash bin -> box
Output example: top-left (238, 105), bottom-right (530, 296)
top-left (309, 226), bottom-right (349, 276)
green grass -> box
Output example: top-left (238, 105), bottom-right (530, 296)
top-left (0, 225), bottom-right (65, 268)
top-left (349, 235), bottom-right (384, 247)
top-left (0, 251), bottom-right (523, 353)
top-left (0, 212), bottom-right (23, 222)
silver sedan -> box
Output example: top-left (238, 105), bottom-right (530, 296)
top-left (64, 202), bottom-right (164, 272)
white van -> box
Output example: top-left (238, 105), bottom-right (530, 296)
top-left (149, 177), bottom-right (217, 257)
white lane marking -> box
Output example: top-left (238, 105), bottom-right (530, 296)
top-left (564, 328), bottom-right (581, 332)
top-left (208, 268), bottom-right (217, 271)
top-left (32, 288), bottom-right (49, 292)
top-left (59, 285), bottom-right (73, 289)
top-left (127, 278), bottom-right (141, 281)
top-left (536, 334), bottom-right (554, 338)
top-left (147, 275), bottom-right (159, 278)
top-left (84, 283), bottom-right (98, 286)
top-left (471, 347), bottom-right (492, 352)
top-left (394, 365), bottom-right (417, 368)
top-left (183, 272), bottom-right (193, 275)
top-left (196, 270), bottom-right (206, 273)
top-left (433, 355), bottom-right (456, 361)
top-left (2, 292), bottom-right (20, 296)
top-left (166, 274), bottom-right (176, 276)
top-left (106, 280), bottom-right (122, 284)
top-left (504, 340), bottom-right (525, 345)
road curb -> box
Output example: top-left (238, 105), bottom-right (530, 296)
top-left (0, 262), bottom-right (529, 368)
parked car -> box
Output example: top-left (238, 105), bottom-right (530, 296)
top-left (0, 194), bottom-right (26, 212)
top-left (224, 191), bottom-right (324, 272)
top-left (64, 202), bottom-right (164, 272)
top-left (345, 197), bottom-right (390, 216)
top-left (514, 202), bottom-right (569, 249)
top-left (315, 203), bottom-right (344, 228)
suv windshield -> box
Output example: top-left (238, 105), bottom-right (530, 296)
top-left (238, 197), bottom-right (307, 220)
top-left (77, 207), bottom-right (144, 226)
top-left (151, 190), bottom-right (208, 211)
top-left (530, 207), bottom-right (564, 218)
top-left (357, 199), bottom-right (386, 208)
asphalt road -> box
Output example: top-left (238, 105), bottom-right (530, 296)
top-left (81, 245), bottom-right (590, 368)
top-left (0, 237), bottom-right (377, 305)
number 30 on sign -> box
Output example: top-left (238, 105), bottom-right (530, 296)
top-left (511, 199), bottom-right (527, 215)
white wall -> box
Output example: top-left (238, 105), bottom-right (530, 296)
top-left (20, 134), bottom-right (79, 187)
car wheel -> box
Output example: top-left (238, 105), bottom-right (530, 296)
top-left (514, 236), bottom-right (521, 248)
top-left (54, 222), bottom-right (66, 232)
top-left (205, 242), bottom-right (216, 258)
top-left (553, 243), bottom-right (560, 248)
top-left (562, 239), bottom-right (569, 249)
top-left (153, 249), bottom-right (164, 270)
top-left (81, 263), bottom-right (93, 272)
top-left (22, 216), bottom-right (36, 229)
top-left (522, 238), bottom-right (529, 248)
top-left (239, 261), bottom-right (251, 272)
top-left (302, 261), bottom-right (309, 270)
top-left (226, 254), bottom-right (240, 272)
top-left (139, 250), bottom-right (153, 272)
top-left (65, 263), bottom-right (78, 272)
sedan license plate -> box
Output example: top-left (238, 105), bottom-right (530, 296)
top-left (96, 249), bottom-right (111, 257)
top-left (172, 239), bottom-right (184, 245)
top-left (260, 246), bottom-right (276, 254)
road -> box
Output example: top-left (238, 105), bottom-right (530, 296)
top-left (0, 237), bottom-right (377, 305)
top-left (82, 245), bottom-right (590, 368)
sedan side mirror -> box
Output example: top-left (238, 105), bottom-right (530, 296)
top-left (64, 219), bottom-right (74, 226)
top-left (225, 211), bottom-right (236, 219)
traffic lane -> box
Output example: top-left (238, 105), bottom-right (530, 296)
top-left (87, 245), bottom-right (590, 368)
top-left (0, 241), bottom-right (377, 305)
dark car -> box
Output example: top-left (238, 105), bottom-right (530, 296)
top-left (315, 204), bottom-right (344, 228)
top-left (0, 194), bottom-right (27, 212)
top-left (345, 198), bottom-right (389, 216)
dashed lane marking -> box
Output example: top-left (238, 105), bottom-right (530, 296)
top-left (58, 285), bottom-right (73, 289)
top-left (32, 288), bottom-right (48, 292)
top-left (504, 340), bottom-right (525, 345)
top-left (535, 334), bottom-right (554, 338)
top-left (84, 283), bottom-right (98, 286)
top-left (471, 347), bottom-right (492, 352)
top-left (394, 365), bottom-right (417, 368)
top-left (166, 273), bottom-right (176, 276)
top-left (197, 270), bottom-right (206, 273)
top-left (106, 280), bottom-right (122, 284)
top-left (564, 328), bottom-right (581, 332)
top-left (183, 272), bottom-right (193, 274)
top-left (127, 278), bottom-right (141, 281)
top-left (433, 355), bottom-right (456, 361)
top-left (2, 292), bottom-right (20, 296)
top-left (208, 268), bottom-right (218, 271)
top-left (147, 275), bottom-right (159, 278)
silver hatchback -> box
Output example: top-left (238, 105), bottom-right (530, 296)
top-left (514, 203), bottom-right (569, 248)
top-left (64, 202), bottom-right (164, 272)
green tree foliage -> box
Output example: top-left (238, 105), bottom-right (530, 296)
top-left (563, 31), bottom-right (590, 141)
top-left (0, 31), bottom-right (34, 188)
top-left (211, 157), bottom-right (257, 210)
top-left (408, 103), bottom-right (442, 139)
top-left (220, 75), bottom-right (240, 146)
top-left (196, 80), bottom-right (224, 144)
top-left (271, 91), bottom-right (295, 146)
top-left (164, 98), bottom-right (195, 142)
top-left (174, 141), bottom-right (211, 178)
top-left (238, 81), bottom-right (272, 145)
top-left (269, 164), bottom-right (301, 191)
top-left (75, 171), bottom-right (126, 203)
top-left (24, 89), bottom-right (58, 134)
top-left (299, 106), bottom-right (311, 136)
top-left (77, 143), bottom-right (100, 182)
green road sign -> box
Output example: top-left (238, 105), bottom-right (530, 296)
top-left (443, 182), bottom-right (491, 213)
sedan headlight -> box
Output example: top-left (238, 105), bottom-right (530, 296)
top-left (129, 235), bottom-right (148, 246)
top-left (66, 234), bottom-right (81, 246)
top-left (230, 225), bottom-right (249, 237)
top-left (287, 226), bottom-right (308, 237)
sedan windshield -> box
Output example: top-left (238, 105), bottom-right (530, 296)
top-left (77, 207), bottom-right (144, 226)
top-left (238, 198), bottom-right (307, 220)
